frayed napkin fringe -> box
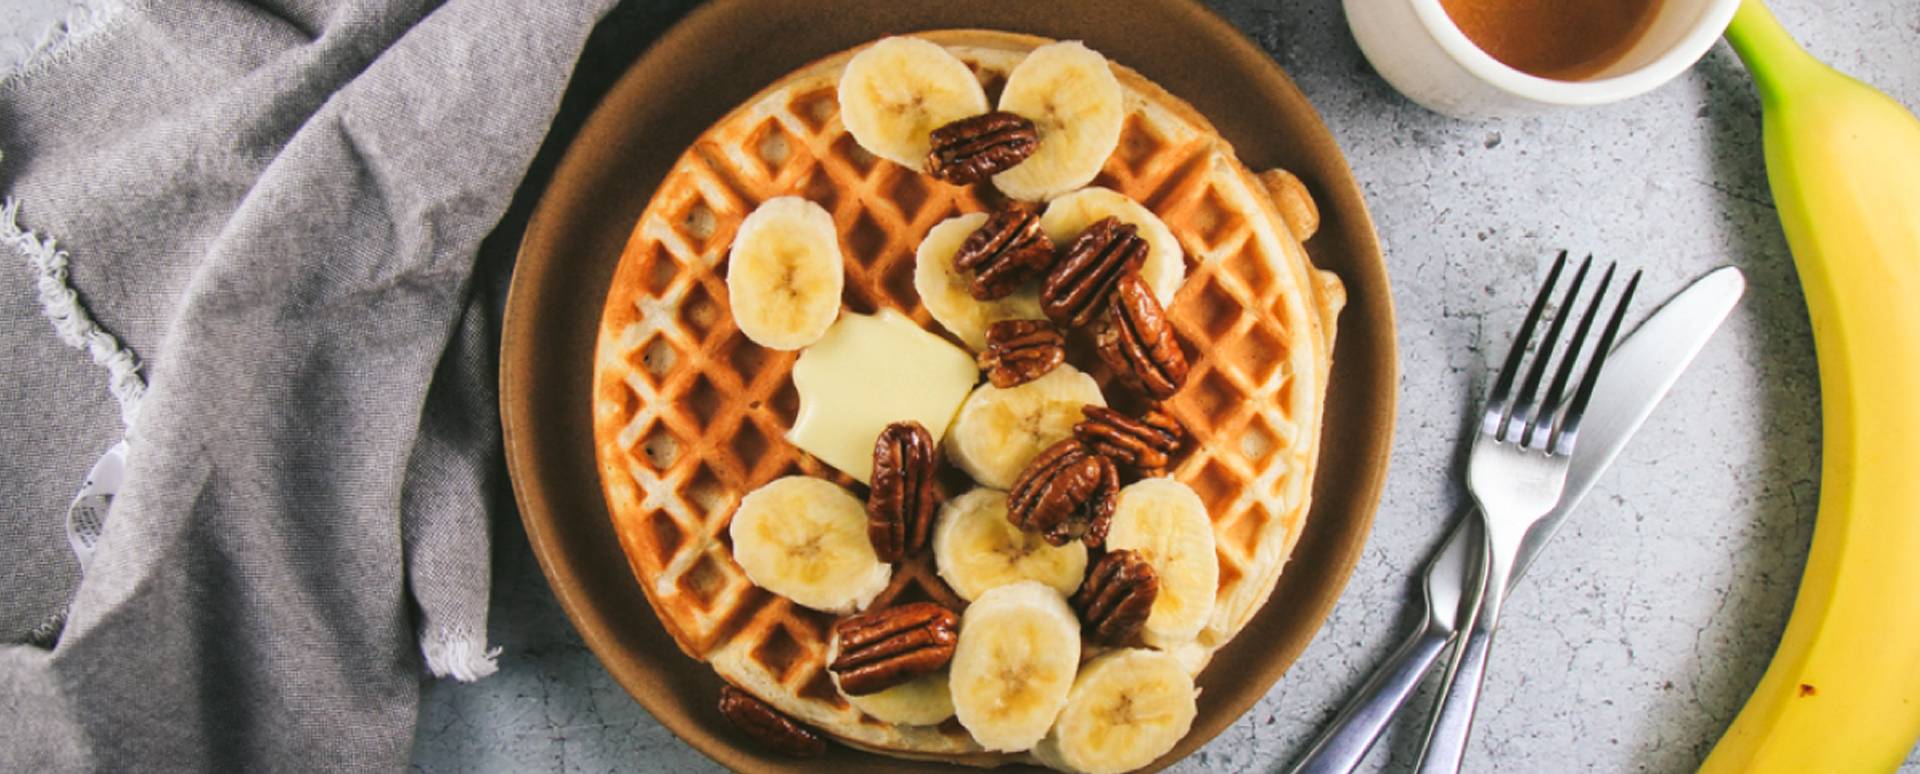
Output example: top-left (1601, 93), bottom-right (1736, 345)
top-left (421, 625), bottom-right (501, 683)
top-left (1, 0), bottom-right (133, 93)
top-left (1, 197), bottom-right (145, 428)
top-left (20, 609), bottom-right (64, 649)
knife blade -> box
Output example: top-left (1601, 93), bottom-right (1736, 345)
top-left (1286, 265), bottom-right (1746, 774)
top-left (1509, 264), bottom-right (1745, 580)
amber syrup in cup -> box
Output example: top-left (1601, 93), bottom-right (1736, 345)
top-left (1439, 0), bottom-right (1664, 80)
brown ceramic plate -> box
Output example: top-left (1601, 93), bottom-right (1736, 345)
top-left (502, 0), bottom-right (1395, 771)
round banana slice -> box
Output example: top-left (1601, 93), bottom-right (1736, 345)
top-left (1033, 649), bottom-right (1199, 774)
top-left (726, 196), bottom-right (845, 350)
top-left (944, 364), bottom-right (1106, 490)
top-left (915, 212), bottom-right (1046, 350)
top-left (992, 41), bottom-right (1126, 202)
top-left (839, 667), bottom-right (957, 727)
top-left (933, 488), bottom-right (1089, 601)
top-left (728, 476), bottom-right (890, 614)
top-left (1103, 478), bottom-right (1218, 645)
top-left (949, 581), bottom-right (1082, 752)
top-left (838, 36), bottom-right (991, 171)
top-left (1040, 187), bottom-right (1187, 307)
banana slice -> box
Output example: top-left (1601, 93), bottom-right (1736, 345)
top-left (944, 364), bottom-right (1106, 490)
top-left (838, 36), bottom-right (991, 172)
top-left (726, 196), bottom-right (845, 350)
top-left (827, 620), bottom-right (958, 726)
top-left (915, 212), bottom-right (1046, 350)
top-left (728, 476), bottom-right (891, 614)
top-left (992, 41), bottom-right (1126, 202)
top-left (1103, 478), bottom-right (1218, 645)
top-left (1040, 187), bottom-right (1187, 307)
top-left (1033, 649), bottom-right (1199, 774)
top-left (949, 580), bottom-right (1082, 751)
top-left (933, 487), bottom-right (1089, 601)
top-left (840, 667), bottom-right (956, 727)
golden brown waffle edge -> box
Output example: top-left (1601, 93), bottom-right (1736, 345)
top-left (592, 28), bottom-right (1345, 765)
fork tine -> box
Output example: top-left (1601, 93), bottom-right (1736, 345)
top-left (1550, 268), bottom-right (1642, 455)
top-left (1532, 260), bottom-right (1616, 447)
top-left (1508, 255), bottom-right (1593, 446)
top-left (1483, 250), bottom-right (1568, 438)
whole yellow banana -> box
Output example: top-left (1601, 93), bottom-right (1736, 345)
top-left (1703, 1), bottom-right (1920, 772)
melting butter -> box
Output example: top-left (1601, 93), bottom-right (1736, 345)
top-left (787, 309), bottom-right (979, 483)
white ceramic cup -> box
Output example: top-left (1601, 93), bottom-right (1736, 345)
top-left (1344, 0), bottom-right (1743, 119)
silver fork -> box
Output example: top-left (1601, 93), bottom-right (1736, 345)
top-left (1413, 252), bottom-right (1640, 774)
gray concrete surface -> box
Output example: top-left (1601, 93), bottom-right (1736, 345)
top-left (410, 1), bottom-right (1920, 772)
top-left (8, 0), bottom-right (1919, 772)
top-left (0, 0), bottom-right (103, 76)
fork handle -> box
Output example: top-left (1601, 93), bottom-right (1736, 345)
top-left (1414, 609), bottom-right (1499, 774)
top-left (1284, 625), bottom-right (1454, 774)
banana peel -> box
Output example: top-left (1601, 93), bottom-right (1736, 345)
top-left (1704, 1), bottom-right (1920, 771)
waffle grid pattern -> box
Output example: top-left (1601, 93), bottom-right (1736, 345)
top-left (592, 32), bottom-right (1341, 762)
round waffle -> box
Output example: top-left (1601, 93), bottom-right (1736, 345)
top-left (591, 30), bottom-right (1345, 766)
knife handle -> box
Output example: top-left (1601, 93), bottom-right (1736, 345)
top-left (1285, 624), bottom-right (1453, 774)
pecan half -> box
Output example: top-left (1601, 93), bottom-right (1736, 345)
top-left (1007, 438), bottom-right (1120, 547)
top-left (1094, 272), bottom-right (1189, 399)
top-left (1074, 404), bottom-right (1185, 473)
top-left (829, 602), bottom-right (959, 695)
top-left (977, 319), bottom-right (1065, 388)
top-left (927, 111), bottom-right (1039, 185)
top-left (1070, 549), bottom-right (1160, 645)
top-left (953, 205), bottom-right (1056, 300)
top-left (718, 685), bottom-right (828, 758)
top-left (1042, 217), bottom-right (1149, 328)
top-left (868, 421), bottom-right (938, 562)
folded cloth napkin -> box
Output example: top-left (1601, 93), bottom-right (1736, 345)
top-left (0, 0), bottom-right (618, 768)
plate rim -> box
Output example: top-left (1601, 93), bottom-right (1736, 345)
top-left (501, 0), bottom-right (1398, 771)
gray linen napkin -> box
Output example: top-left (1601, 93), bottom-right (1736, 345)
top-left (0, 0), bottom-right (617, 768)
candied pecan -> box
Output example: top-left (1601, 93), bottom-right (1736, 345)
top-left (1007, 439), bottom-right (1120, 548)
top-left (868, 421), bottom-right (938, 562)
top-left (1070, 549), bottom-right (1160, 645)
top-left (953, 205), bottom-right (1056, 300)
top-left (1074, 404), bottom-right (1185, 473)
top-left (829, 602), bottom-right (959, 695)
top-left (1094, 272), bottom-right (1189, 399)
top-left (1042, 217), bottom-right (1148, 328)
top-left (977, 319), bottom-right (1066, 388)
top-left (718, 685), bottom-right (828, 758)
top-left (926, 111), bottom-right (1039, 185)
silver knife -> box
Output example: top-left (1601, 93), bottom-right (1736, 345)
top-left (1286, 265), bottom-right (1746, 774)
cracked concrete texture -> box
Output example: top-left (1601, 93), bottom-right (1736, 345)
top-left (409, 0), bottom-right (1920, 772)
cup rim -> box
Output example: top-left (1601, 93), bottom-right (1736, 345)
top-left (1408, 0), bottom-right (1744, 106)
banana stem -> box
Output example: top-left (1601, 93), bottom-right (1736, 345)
top-left (1723, 0), bottom-right (1824, 107)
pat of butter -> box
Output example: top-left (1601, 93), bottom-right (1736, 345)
top-left (787, 309), bottom-right (979, 484)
